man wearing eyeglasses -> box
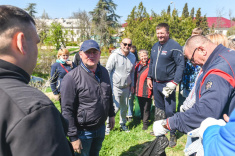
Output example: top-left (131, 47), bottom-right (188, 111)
top-left (147, 23), bottom-right (184, 147)
top-left (106, 38), bottom-right (136, 133)
top-left (61, 40), bottom-right (115, 155)
top-left (153, 35), bottom-right (235, 149)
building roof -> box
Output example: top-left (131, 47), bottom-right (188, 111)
top-left (207, 17), bottom-right (235, 28)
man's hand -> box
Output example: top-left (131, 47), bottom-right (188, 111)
top-left (185, 117), bottom-right (226, 156)
top-left (223, 114), bottom-right (229, 122)
top-left (66, 60), bottom-right (73, 68)
top-left (54, 94), bottom-right (60, 101)
top-left (162, 87), bottom-right (170, 98)
top-left (187, 117), bottom-right (226, 139)
top-left (147, 79), bottom-right (153, 89)
top-left (180, 105), bottom-right (185, 112)
top-left (153, 120), bottom-right (169, 136)
top-left (71, 139), bottom-right (83, 154)
top-left (109, 116), bottom-right (115, 130)
top-left (199, 117), bottom-right (226, 139)
top-left (165, 82), bottom-right (177, 95)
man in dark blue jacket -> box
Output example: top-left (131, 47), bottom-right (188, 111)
top-left (61, 40), bottom-right (115, 155)
top-left (153, 35), bottom-right (235, 150)
top-left (147, 23), bottom-right (184, 147)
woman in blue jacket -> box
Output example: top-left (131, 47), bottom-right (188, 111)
top-left (50, 48), bottom-right (76, 101)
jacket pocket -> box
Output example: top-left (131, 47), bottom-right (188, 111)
top-left (157, 66), bottom-right (167, 81)
top-left (77, 109), bottom-right (86, 124)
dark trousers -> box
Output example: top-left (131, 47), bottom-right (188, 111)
top-left (137, 97), bottom-right (152, 126)
top-left (153, 81), bottom-right (176, 135)
top-left (178, 91), bottom-right (186, 112)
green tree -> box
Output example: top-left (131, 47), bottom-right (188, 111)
top-left (45, 22), bottom-right (64, 50)
top-left (210, 23), bottom-right (215, 33)
top-left (227, 26), bottom-right (235, 36)
top-left (24, 3), bottom-right (37, 18)
top-left (123, 2), bottom-right (157, 52)
top-left (190, 7), bottom-right (195, 19)
top-left (123, 2), bottom-right (198, 51)
top-left (41, 9), bottom-right (49, 19)
top-left (182, 3), bottom-right (189, 18)
top-left (90, 0), bottom-right (120, 46)
top-left (70, 10), bottom-right (91, 42)
top-left (35, 19), bottom-right (48, 45)
top-left (200, 15), bottom-right (209, 35)
top-left (167, 5), bottom-right (171, 15)
top-left (195, 8), bottom-right (202, 27)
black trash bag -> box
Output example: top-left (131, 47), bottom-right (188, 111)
top-left (139, 135), bottom-right (169, 156)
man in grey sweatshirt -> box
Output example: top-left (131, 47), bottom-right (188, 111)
top-left (106, 38), bottom-right (136, 133)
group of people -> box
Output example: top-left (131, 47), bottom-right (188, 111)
top-left (153, 27), bottom-right (235, 155)
top-left (1, 4), bottom-right (235, 156)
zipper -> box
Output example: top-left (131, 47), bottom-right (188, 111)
top-left (154, 45), bottom-right (162, 80)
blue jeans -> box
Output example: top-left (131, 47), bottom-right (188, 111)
top-left (75, 124), bottom-right (105, 156)
top-left (127, 93), bottom-right (135, 117)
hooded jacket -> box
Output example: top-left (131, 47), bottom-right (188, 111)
top-left (106, 48), bottom-right (136, 89)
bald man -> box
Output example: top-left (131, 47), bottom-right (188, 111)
top-left (106, 38), bottom-right (136, 133)
top-left (153, 35), bottom-right (235, 140)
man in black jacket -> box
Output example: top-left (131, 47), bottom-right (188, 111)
top-left (61, 40), bottom-right (115, 155)
top-left (0, 5), bottom-right (73, 156)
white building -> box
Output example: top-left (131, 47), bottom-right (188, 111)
top-left (36, 18), bottom-right (90, 42)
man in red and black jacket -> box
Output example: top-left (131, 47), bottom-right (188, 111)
top-left (153, 35), bottom-right (235, 148)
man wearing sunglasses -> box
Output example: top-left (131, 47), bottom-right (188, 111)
top-left (147, 23), bottom-right (184, 147)
top-left (153, 35), bottom-right (235, 151)
top-left (106, 38), bottom-right (136, 133)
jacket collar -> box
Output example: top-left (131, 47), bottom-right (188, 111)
top-left (0, 59), bottom-right (30, 84)
top-left (202, 44), bottom-right (225, 72)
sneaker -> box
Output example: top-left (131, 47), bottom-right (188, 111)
top-left (126, 116), bottom-right (133, 122)
top-left (149, 131), bottom-right (155, 136)
top-left (169, 134), bottom-right (177, 147)
top-left (120, 124), bottom-right (130, 132)
top-left (105, 127), bottom-right (110, 135)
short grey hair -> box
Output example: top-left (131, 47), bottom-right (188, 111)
top-left (138, 49), bottom-right (148, 56)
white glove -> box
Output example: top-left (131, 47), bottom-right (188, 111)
top-left (184, 139), bottom-right (204, 156)
top-left (180, 105), bottom-right (185, 112)
top-left (198, 117), bottom-right (226, 139)
top-left (153, 120), bottom-right (169, 136)
top-left (162, 87), bottom-right (170, 98)
top-left (185, 117), bottom-right (226, 156)
top-left (187, 117), bottom-right (226, 139)
top-left (166, 82), bottom-right (177, 94)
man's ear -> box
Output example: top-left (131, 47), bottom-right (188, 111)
top-left (198, 46), bottom-right (207, 56)
top-left (16, 32), bottom-right (26, 55)
top-left (79, 51), bottom-right (83, 58)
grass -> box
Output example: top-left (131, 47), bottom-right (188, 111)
top-left (100, 107), bottom-right (186, 156)
top-left (45, 89), bottom-right (187, 156)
